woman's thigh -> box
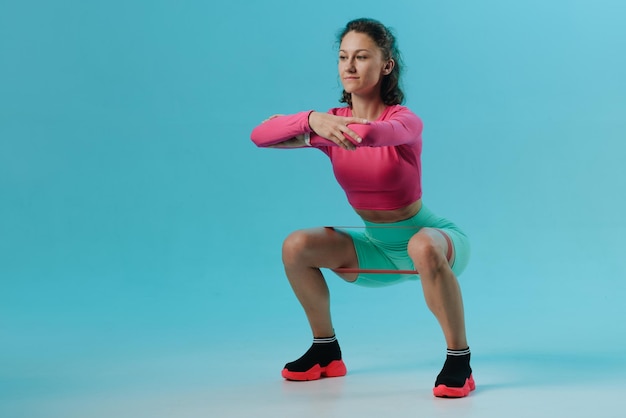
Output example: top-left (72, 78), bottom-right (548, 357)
top-left (283, 227), bottom-right (359, 281)
top-left (408, 227), bottom-right (470, 278)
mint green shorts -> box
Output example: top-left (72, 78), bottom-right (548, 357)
top-left (337, 205), bottom-right (470, 288)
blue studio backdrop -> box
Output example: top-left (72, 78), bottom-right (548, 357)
top-left (1, 0), bottom-right (625, 412)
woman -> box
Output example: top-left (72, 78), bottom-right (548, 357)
top-left (250, 18), bottom-right (474, 398)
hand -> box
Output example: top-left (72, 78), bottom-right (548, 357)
top-left (262, 114), bottom-right (284, 123)
top-left (308, 112), bottom-right (369, 150)
top-left (267, 135), bottom-right (306, 148)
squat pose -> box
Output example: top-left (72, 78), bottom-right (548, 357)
top-left (251, 18), bottom-right (474, 398)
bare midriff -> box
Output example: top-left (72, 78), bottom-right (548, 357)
top-left (354, 199), bottom-right (422, 223)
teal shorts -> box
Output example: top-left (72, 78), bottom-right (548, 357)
top-left (337, 205), bottom-right (470, 288)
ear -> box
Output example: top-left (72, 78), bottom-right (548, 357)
top-left (382, 59), bottom-right (395, 75)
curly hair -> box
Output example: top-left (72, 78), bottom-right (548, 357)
top-left (337, 18), bottom-right (405, 106)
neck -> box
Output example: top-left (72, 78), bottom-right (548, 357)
top-left (350, 94), bottom-right (387, 121)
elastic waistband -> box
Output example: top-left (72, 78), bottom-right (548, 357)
top-left (361, 205), bottom-right (439, 244)
top-left (362, 204), bottom-right (436, 228)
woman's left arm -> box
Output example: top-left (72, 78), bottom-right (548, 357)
top-left (350, 107), bottom-right (423, 147)
top-left (308, 106), bottom-right (423, 148)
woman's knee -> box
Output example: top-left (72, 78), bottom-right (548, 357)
top-left (407, 232), bottom-right (447, 274)
top-left (282, 230), bottom-right (309, 264)
top-left (282, 228), bottom-right (356, 270)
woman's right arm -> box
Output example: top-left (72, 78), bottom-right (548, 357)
top-left (250, 111), bottom-right (313, 148)
top-left (251, 110), bottom-right (366, 150)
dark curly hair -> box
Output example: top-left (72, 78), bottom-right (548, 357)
top-left (337, 18), bottom-right (405, 106)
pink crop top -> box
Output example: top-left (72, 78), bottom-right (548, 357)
top-left (250, 105), bottom-right (423, 210)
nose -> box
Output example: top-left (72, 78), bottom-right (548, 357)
top-left (344, 58), bottom-right (356, 72)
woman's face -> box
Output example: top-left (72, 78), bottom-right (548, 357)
top-left (338, 31), bottom-right (393, 99)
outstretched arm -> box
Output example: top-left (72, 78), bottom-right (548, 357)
top-left (250, 111), bottom-right (367, 150)
top-left (308, 106), bottom-right (423, 148)
top-left (250, 112), bottom-right (312, 148)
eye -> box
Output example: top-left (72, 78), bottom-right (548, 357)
top-left (356, 55), bottom-right (367, 60)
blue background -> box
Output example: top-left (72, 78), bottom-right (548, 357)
top-left (1, 1), bottom-right (625, 417)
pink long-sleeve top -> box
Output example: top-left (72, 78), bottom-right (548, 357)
top-left (250, 105), bottom-right (423, 211)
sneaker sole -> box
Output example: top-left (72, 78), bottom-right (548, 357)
top-left (433, 374), bottom-right (476, 398)
top-left (282, 360), bottom-right (347, 381)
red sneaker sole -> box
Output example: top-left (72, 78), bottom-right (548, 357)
top-left (282, 360), bottom-right (347, 381)
top-left (433, 374), bottom-right (476, 398)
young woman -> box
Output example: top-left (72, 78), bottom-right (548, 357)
top-left (250, 18), bottom-right (475, 398)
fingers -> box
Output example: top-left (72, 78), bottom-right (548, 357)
top-left (308, 112), bottom-right (369, 150)
top-left (335, 132), bottom-right (357, 150)
top-left (341, 127), bottom-right (362, 145)
top-left (339, 118), bottom-right (367, 145)
top-left (323, 130), bottom-right (354, 150)
top-left (261, 114), bottom-right (284, 123)
top-left (348, 117), bottom-right (370, 125)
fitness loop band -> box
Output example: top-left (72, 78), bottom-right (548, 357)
top-left (325, 225), bottom-right (421, 229)
top-left (332, 267), bottom-right (420, 274)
